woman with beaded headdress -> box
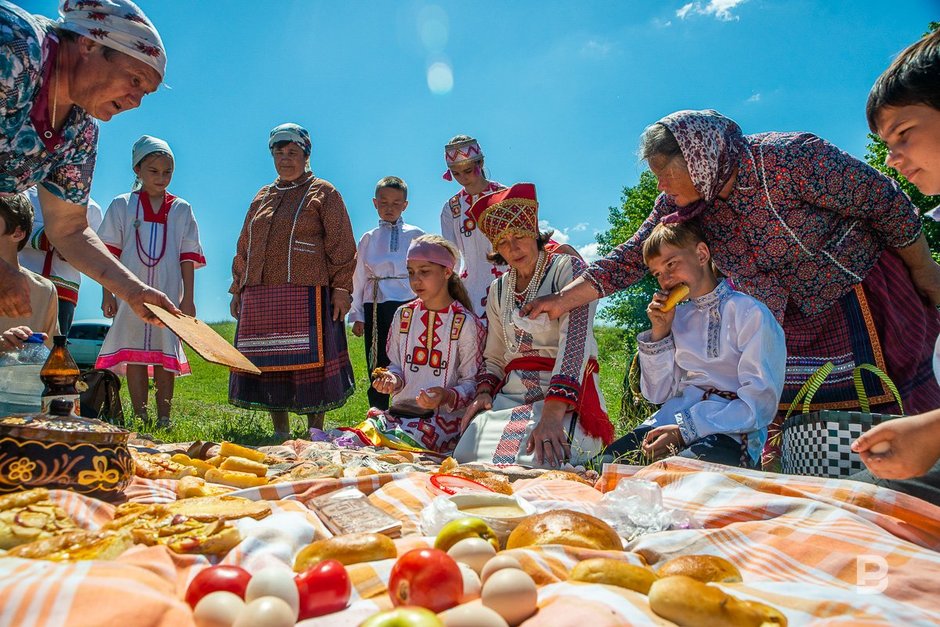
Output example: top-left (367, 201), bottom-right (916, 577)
top-left (455, 183), bottom-right (614, 468)
top-left (439, 135), bottom-right (507, 318)
top-left (0, 0), bottom-right (178, 326)
top-left (229, 123), bottom-right (357, 441)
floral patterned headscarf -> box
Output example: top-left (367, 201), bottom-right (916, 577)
top-left (657, 109), bottom-right (745, 224)
top-left (58, 0), bottom-right (166, 79)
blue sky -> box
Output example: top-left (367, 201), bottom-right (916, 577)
top-left (23, 0), bottom-right (939, 322)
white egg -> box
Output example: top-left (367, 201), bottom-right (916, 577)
top-left (440, 603), bottom-right (510, 627)
top-left (232, 596), bottom-right (296, 627)
top-left (482, 568), bottom-right (538, 626)
top-left (193, 591), bottom-right (244, 627)
top-left (244, 567), bottom-right (299, 618)
top-left (458, 562), bottom-right (481, 603)
top-left (480, 555), bottom-right (523, 584)
top-left (448, 537), bottom-right (497, 575)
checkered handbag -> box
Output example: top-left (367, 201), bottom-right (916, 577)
top-left (779, 363), bottom-right (903, 478)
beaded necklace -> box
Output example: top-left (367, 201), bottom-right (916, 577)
top-left (134, 193), bottom-right (169, 268)
top-left (501, 251), bottom-right (547, 352)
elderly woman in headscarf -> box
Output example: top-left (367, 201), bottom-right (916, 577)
top-left (229, 124), bottom-right (357, 440)
top-left (455, 183), bottom-right (614, 468)
top-left (526, 109), bottom-right (940, 465)
top-left (0, 0), bottom-right (177, 324)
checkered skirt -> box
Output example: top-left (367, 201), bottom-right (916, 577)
top-left (229, 284), bottom-right (355, 413)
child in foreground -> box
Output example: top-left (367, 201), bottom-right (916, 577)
top-left (603, 221), bottom-right (785, 467)
top-left (0, 193), bottom-right (57, 351)
top-left (853, 29), bottom-right (940, 490)
top-left (349, 176), bottom-right (425, 410)
top-left (349, 235), bottom-right (484, 453)
top-left (96, 136), bottom-right (206, 428)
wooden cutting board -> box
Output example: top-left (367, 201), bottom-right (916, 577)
top-left (145, 304), bottom-right (260, 374)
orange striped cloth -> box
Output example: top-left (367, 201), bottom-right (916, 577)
top-left (2, 460), bottom-right (940, 625)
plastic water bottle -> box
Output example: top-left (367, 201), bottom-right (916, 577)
top-left (0, 333), bottom-right (50, 416)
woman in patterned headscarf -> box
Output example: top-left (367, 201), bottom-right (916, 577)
top-left (525, 109), bottom-right (940, 467)
top-left (0, 0), bottom-right (175, 324)
top-left (229, 123), bottom-right (357, 441)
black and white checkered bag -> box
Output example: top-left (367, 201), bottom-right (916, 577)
top-left (780, 411), bottom-right (900, 478)
top-left (777, 362), bottom-right (903, 479)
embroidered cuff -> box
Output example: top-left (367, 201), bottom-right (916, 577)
top-left (894, 227), bottom-right (923, 250)
top-left (581, 271), bottom-right (610, 299)
top-left (673, 409), bottom-right (697, 446)
top-left (477, 373), bottom-right (501, 394)
top-left (637, 330), bottom-right (675, 355)
top-left (547, 375), bottom-right (580, 407)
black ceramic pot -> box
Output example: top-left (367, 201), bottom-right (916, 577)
top-left (0, 401), bottom-right (134, 501)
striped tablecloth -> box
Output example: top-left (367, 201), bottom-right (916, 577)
top-left (1, 458), bottom-right (939, 626)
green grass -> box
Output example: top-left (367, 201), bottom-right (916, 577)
top-left (122, 323), bottom-right (651, 445)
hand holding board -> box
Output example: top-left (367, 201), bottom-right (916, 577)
top-left (144, 304), bottom-right (260, 374)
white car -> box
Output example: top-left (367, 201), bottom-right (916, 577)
top-left (67, 319), bottom-right (112, 368)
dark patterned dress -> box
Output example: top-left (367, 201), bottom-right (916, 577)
top-left (583, 132), bottom-right (940, 461)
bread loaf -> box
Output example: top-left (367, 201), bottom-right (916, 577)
top-left (656, 554), bottom-right (742, 583)
top-left (204, 468), bottom-right (269, 488)
top-left (219, 441), bottom-right (267, 463)
top-left (648, 575), bottom-right (787, 627)
top-left (293, 532), bottom-right (397, 571)
top-left (506, 509), bottom-right (622, 551)
top-left (661, 283), bottom-right (690, 312)
top-left (568, 558), bottom-right (658, 594)
top-left (220, 455), bottom-right (268, 478)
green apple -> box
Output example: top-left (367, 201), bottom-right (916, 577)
top-left (434, 517), bottom-right (500, 552)
top-left (360, 607), bottom-right (444, 627)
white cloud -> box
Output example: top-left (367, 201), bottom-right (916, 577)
top-left (539, 220), bottom-right (570, 244)
top-left (746, 92), bottom-right (761, 103)
top-left (676, 0), bottom-right (748, 21)
top-left (572, 223), bottom-right (589, 232)
top-left (652, 18), bottom-right (673, 28)
top-left (578, 242), bottom-right (601, 263)
top-left (581, 39), bottom-right (614, 59)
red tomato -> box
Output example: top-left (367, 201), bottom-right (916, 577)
top-left (184, 565), bottom-right (251, 609)
top-left (388, 548), bottom-right (462, 613)
top-left (295, 559), bottom-right (352, 619)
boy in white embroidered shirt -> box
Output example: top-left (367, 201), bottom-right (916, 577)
top-left (605, 220), bottom-right (786, 468)
top-left (350, 176), bottom-right (426, 409)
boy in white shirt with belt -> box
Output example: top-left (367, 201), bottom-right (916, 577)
top-left (350, 177), bottom-right (425, 409)
top-left (605, 220), bottom-right (786, 468)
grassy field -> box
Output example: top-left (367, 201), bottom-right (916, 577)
top-left (121, 322), bottom-right (648, 445)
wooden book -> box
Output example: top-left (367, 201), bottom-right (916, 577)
top-left (310, 488), bottom-right (402, 537)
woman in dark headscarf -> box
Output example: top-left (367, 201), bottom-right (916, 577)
top-left (229, 123), bottom-right (357, 440)
top-left (526, 109), bottom-right (940, 465)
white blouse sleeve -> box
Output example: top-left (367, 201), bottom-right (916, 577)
top-left (637, 330), bottom-right (681, 405)
top-left (385, 306), bottom-right (406, 382)
top-left (178, 202), bottom-right (206, 268)
top-left (480, 280), bottom-right (507, 388)
top-left (97, 196), bottom-right (127, 255)
top-left (349, 232), bottom-right (370, 324)
top-left (446, 311), bottom-right (486, 411)
top-left (681, 302), bottom-right (786, 443)
top-left (546, 255), bottom-right (596, 407)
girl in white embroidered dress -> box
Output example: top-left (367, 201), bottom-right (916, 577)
top-left (365, 236), bottom-right (485, 453)
top-left (96, 137), bottom-right (205, 428)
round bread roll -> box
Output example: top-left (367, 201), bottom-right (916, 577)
top-left (661, 283), bottom-right (690, 312)
top-left (656, 554), bottom-right (742, 583)
top-left (293, 532), bottom-right (397, 571)
top-left (568, 558), bottom-right (658, 594)
top-left (533, 470), bottom-right (594, 486)
top-left (649, 576), bottom-right (787, 627)
top-left (506, 509), bottom-right (622, 551)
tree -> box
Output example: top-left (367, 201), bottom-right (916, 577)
top-left (595, 170), bottom-right (660, 350)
